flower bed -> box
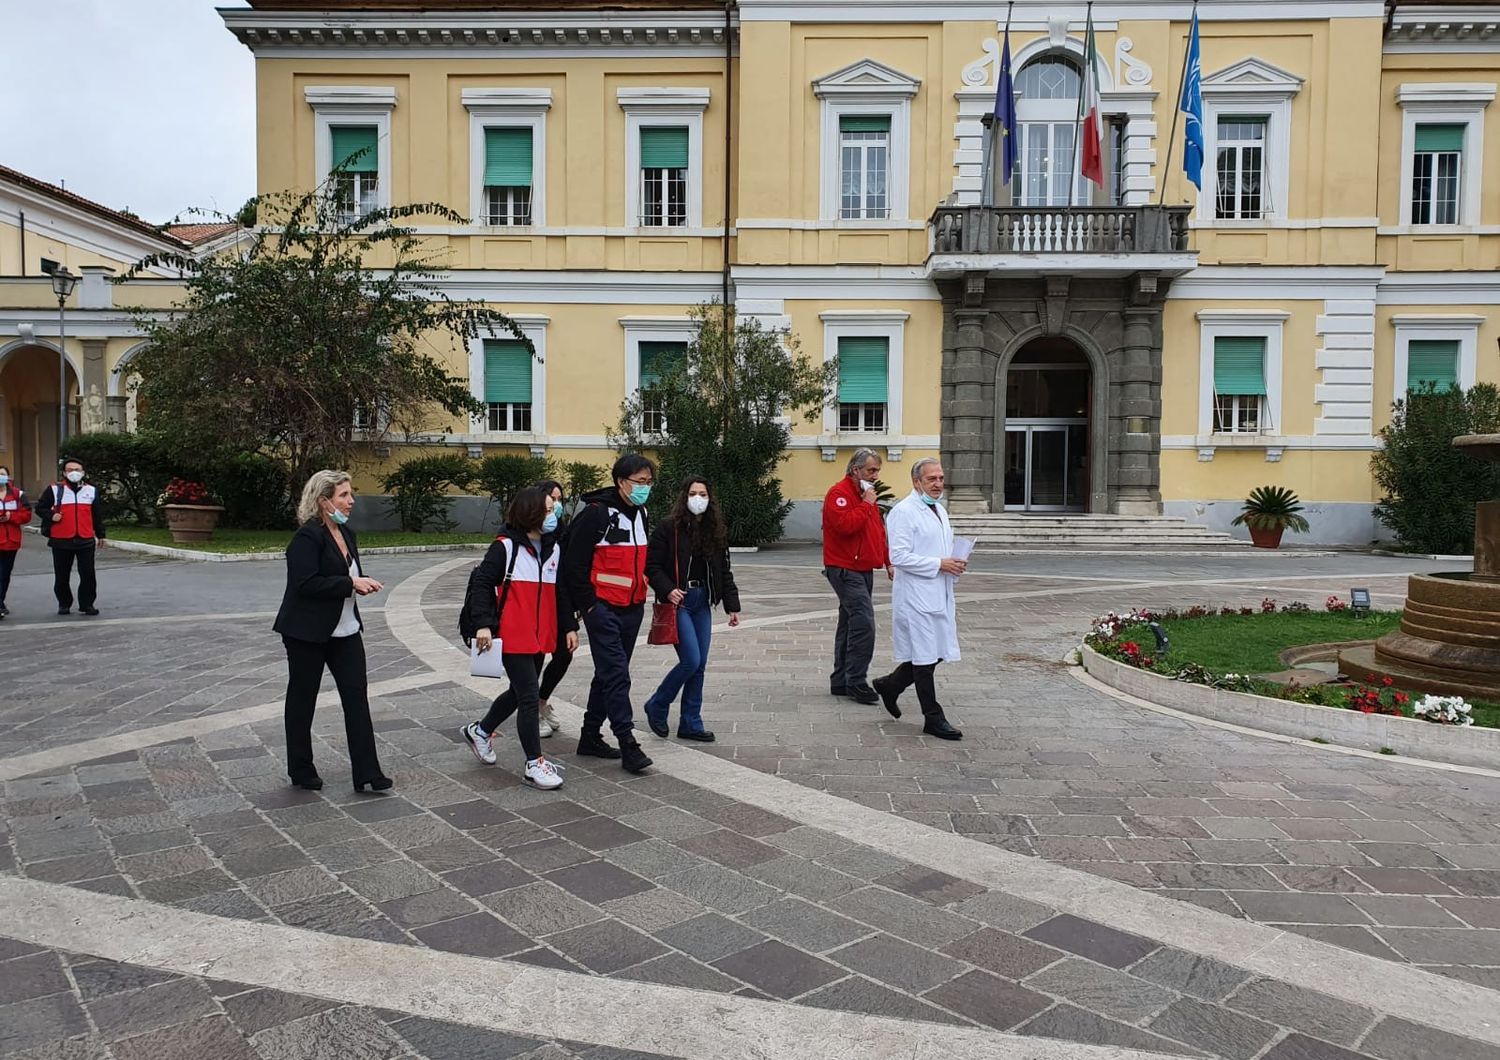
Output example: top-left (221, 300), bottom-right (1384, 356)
top-left (1085, 602), bottom-right (1494, 730)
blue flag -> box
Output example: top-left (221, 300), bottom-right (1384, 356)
top-left (1180, 8), bottom-right (1204, 189)
top-left (995, 26), bottom-right (1019, 186)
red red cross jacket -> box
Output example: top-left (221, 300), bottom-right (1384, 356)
top-left (472, 528), bottom-right (578, 656)
top-left (822, 475), bottom-right (888, 571)
top-left (563, 486), bottom-right (650, 611)
top-left (0, 485), bottom-right (32, 551)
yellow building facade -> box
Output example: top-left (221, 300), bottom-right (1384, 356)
top-left (208, 0), bottom-right (1498, 544)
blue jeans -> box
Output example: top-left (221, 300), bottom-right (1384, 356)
top-left (644, 587), bottom-right (712, 733)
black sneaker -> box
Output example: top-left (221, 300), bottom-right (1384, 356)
top-left (619, 736), bottom-right (653, 775)
top-left (79, 607), bottom-right (100, 616)
top-left (575, 729), bottom-right (622, 759)
top-left (829, 685), bottom-right (849, 697)
top-left (57, 608), bottom-right (71, 616)
top-left (872, 676), bottom-right (902, 719)
top-left (847, 684), bottom-right (879, 706)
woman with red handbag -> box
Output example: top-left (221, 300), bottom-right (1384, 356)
top-left (642, 477), bottom-right (740, 742)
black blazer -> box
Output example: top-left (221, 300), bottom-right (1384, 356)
top-left (272, 522), bottom-right (364, 643)
top-left (645, 516), bottom-right (741, 613)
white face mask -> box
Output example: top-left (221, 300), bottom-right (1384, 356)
top-left (859, 479), bottom-right (875, 492)
top-left (65, 470), bottom-right (84, 484)
top-left (686, 495), bottom-right (709, 516)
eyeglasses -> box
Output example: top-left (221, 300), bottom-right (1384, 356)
top-left (624, 475), bottom-right (654, 486)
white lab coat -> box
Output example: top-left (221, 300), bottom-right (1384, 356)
top-left (887, 490), bottom-right (961, 666)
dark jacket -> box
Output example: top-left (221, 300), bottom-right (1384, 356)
top-left (470, 526), bottom-right (579, 652)
top-left (272, 521), bottom-right (365, 643)
top-left (645, 515), bottom-right (741, 614)
top-left (34, 480), bottom-right (106, 550)
top-left (562, 486), bottom-right (650, 614)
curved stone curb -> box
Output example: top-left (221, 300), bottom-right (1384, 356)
top-left (99, 538), bottom-right (487, 563)
top-left (1080, 644), bottom-right (1500, 770)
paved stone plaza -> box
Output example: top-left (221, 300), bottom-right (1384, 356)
top-left (1, 543), bottom-right (1498, 1059)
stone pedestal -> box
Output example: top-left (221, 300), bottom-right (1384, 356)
top-left (1476, 499), bottom-right (1499, 582)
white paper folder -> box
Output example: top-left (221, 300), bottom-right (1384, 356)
top-left (470, 641), bottom-right (507, 679)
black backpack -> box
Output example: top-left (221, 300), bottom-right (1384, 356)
top-left (458, 539), bottom-right (520, 646)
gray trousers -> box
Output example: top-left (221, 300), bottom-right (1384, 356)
top-left (825, 566), bottom-right (875, 690)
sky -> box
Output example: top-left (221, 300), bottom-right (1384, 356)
top-left (1, 0), bottom-right (255, 224)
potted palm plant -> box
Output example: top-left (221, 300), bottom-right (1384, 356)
top-left (1231, 485), bottom-right (1311, 549)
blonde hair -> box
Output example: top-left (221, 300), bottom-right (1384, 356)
top-left (297, 470), bottom-right (351, 524)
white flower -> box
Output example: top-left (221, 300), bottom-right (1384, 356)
top-left (1413, 694), bottom-right (1476, 725)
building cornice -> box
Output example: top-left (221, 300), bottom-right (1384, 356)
top-left (1386, 5), bottom-right (1500, 52)
top-left (734, 0), bottom-right (1386, 21)
top-left (220, 8), bottom-right (737, 57)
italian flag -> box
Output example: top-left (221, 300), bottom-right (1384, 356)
top-left (1079, 14), bottom-right (1105, 187)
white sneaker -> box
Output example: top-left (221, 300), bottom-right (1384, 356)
top-left (540, 700), bottom-right (562, 733)
top-left (462, 722), bottom-right (497, 765)
top-left (538, 717), bottom-right (554, 739)
top-left (524, 756), bottom-right (565, 790)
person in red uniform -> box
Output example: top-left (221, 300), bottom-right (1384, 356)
top-left (461, 485), bottom-right (578, 790)
top-left (0, 464), bottom-right (32, 618)
top-left (562, 453), bottom-right (656, 775)
top-left (822, 448), bottom-right (892, 704)
top-left (33, 456), bottom-right (106, 616)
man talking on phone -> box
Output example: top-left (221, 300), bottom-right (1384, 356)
top-left (821, 448), bottom-right (892, 705)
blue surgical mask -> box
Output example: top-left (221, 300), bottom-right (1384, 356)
top-left (0, 475), bottom-right (8, 488)
top-left (328, 505), bottom-right (350, 525)
top-left (629, 484), bottom-right (652, 506)
top-left (920, 492), bottom-right (943, 507)
top-left (542, 511), bottom-right (559, 534)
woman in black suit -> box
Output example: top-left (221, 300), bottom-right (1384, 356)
top-left (272, 470), bottom-right (391, 792)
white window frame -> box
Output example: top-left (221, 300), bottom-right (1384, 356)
top-left (464, 88), bottom-right (551, 229)
top-left (468, 315), bottom-right (549, 439)
top-left (1397, 84), bottom-right (1494, 227)
top-left (1196, 310), bottom-right (1289, 440)
top-left (621, 316), bottom-right (697, 432)
top-left (838, 124), bottom-right (892, 220)
top-left (1197, 59), bottom-right (1301, 225)
top-left (307, 86), bottom-right (396, 213)
top-left (813, 60), bottom-right (919, 224)
top-left (618, 89), bottom-right (709, 230)
top-left (1213, 116), bottom-right (1268, 221)
top-left (1391, 314), bottom-right (1482, 396)
top-left (820, 310), bottom-right (909, 439)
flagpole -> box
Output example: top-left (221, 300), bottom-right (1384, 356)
top-left (1157, 3), bottom-right (1197, 207)
top-left (984, 1), bottom-right (1014, 207)
top-left (1068, 3), bottom-right (1091, 210)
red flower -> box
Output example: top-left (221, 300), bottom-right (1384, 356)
top-left (1381, 676), bottom-right (1394, 687)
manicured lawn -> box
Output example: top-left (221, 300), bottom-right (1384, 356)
top-left (1141, 610), bottom-right (1403, 673)
top-left (107, 526), bottom-right (491, 554)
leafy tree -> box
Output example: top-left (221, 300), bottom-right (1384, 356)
top-left (1372, 383), bottom-right (1500, 553)
top-left (120, 178), bottom-right (526, 504)
top-left (611, 306), bottom-right (836, 546)
top-left (560, 460), bottom-right (606, 515)
top-left (380, 454), bottom-right (476, 532)
top-left (59, 432), bottom-right (174, 525)
top-left (475, 453), bottom-right (553, 527)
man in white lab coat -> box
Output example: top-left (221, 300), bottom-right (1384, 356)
top-left (871, 458), bottom-right (965, 740)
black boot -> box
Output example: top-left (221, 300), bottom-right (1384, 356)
top-left (871, 675), bottom-right (903, 719)
top-left (923, 715), bottom-right (963, 740)
top-left (619, 734), bottom-right (653, 774)
top-left (576, 729), bottom-right (622, 759)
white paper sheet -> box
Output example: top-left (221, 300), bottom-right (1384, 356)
top-left (952, 536), bottom-right (977, 562)
top-left (470, 640), bottom-right (508, 679)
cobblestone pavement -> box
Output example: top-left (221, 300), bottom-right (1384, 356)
top-left (1, 544), bottom-right (1497, 1060)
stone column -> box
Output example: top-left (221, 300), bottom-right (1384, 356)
top-left (1111, 305), bottom-right (1163, 515)
top-left (943, 307), bottom-right (992, 513)
top-left (79, 339), bottom-right (109, 435)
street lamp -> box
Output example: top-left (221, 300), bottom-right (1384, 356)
top-left (50, 266), bottom-right (78, 453)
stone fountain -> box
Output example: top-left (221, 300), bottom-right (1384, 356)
top-left (1339, 435), bottom-right (1500, 699)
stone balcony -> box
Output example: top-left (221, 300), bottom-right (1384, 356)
top-left (927, 204), bottom-right (1196, 279)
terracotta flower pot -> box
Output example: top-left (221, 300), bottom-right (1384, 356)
top-left (162, 504), bottom-right (225, 543)
top-left (1248, 524), bottom-right (1285, 550)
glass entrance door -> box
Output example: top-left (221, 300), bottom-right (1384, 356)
top-left (1003, 423), bottom-right (1088, 511)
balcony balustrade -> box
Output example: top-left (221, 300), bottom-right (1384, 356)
top-left (930, 204), bottom-right (1192, 257)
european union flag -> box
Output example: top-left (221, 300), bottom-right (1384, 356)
top-left (1180, 8), bottom-right (1204, 189)
top-left (995, 26), bottom-right (1018, 186)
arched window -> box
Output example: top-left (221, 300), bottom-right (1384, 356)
top-left (1013, 55), bottom-right (1090, 207)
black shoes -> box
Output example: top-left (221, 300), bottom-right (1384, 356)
top-left (291, 775), bottom-right (324, 791)
top-left (79, 607), bottom-right (100, 616)
top-left (355, 776), bottom-right (394, 793)
top-left (58, 608), bottom-right (70, 616)
top-left (677, 730), bottom-right (716, 743)
top-left (645, 714), bottom-right (670, 738)
top-left (576, 730), bottom-right (622, 759)
top-left (871, 676), bottom-right (902, 719)
top-left (829, 685), bottom-right (848, 697)
top-left (619, 736), bottom-right (653, 774)
top-left (922, 717), bottom-right (964, 741)
top-left (847, 684), bottom-right (880, 706)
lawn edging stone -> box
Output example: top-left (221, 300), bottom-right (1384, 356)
top-left (103, 538), bottom-right (488, 564)
top-left (1079, 644), bottom-right (1500, 771)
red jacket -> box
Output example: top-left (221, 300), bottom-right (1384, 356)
top-left (822, 476), bottom-right (888, 571)
top-left (0, 486), bottom-right (31, 551)
top-left (474, 530), bottom-right (577, 656)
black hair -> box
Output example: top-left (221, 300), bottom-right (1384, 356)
top-left (60, 455), bottom-right (83, 469)
top-left (506, 485), bottom-right (552, 533)
top-left (668, 475), bottom-right (727, 554)
top-left (611, 453), bottom-right (656, 485)
top-left (534, 478), bottom-right (564, 499)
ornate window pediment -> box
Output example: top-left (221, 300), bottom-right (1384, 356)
top-left (813, 59), bottom-right (920, 100)
top-left (1201, 58), bottom-right (1304, 99)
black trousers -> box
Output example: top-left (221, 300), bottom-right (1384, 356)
top-left (539, 645), bottom-right (574, 701)
top-left (0, 549), bottom-right (15, 605)
top-left (583, 602), bottom-right (644, 739)
top-left (826, 567), bottom-right (876, 689)
top-left (51, 544), bottom-right (97, 610)
top-left (478, 652), bottom-right (544, 760)
top-left (281, 633), bottom-right (384, 784)
top-left (880, 661), bottom-right (944, 718)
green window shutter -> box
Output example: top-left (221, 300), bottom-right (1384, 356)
top-left (331, 126), bottom-right (378, 173)
top-left (484, 127), bottom-right (533, 187)
top-left (639, 341), bottom-right (687, 389)
top-left (484, 340), bottom-right (532, 404)
top-left (1213, 336), bottom-right (1267, 395)
top-left (640, 126), bottom-right (689, 169)
top-left (837, 337), bottom-right (890, 403)
top-left (1414, 124), bottom-right (1465, 153)
top-left (840, 114), bottom-right (891, 134)
top-left (1407, 339), bottom-right (1460, 391)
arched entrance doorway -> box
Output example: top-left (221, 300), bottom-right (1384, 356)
top-left (1001, 337), bottom-right (1091, 512)
top-left (0, 343), bottom-right (80, 490)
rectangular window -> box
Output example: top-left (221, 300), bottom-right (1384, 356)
top-left (1212, 336), bottom-right (1268, 433)
top-left (1411, 123), bottom-right (1463, 225)
top-left (1108, 117), bottom-right (1127, 207)
top-left (639, 340), bottom-right (687, 433)
top-left (483, 127), bottom-right (533, 226)
top-left (484, 339), bottom-right (533, 433)
top-left (330, 125), bottom-right (379, 222)
top-left (639, 126), bottom-right (688, 227)
top-left (352, 402), bottom-right (376, 431)
top-left (1406, 339), bottom-right (1460, 393)
top-left (1215, 117), bottom-right (1266, 220)
top-left (839, 114), bottom-right (891, 220)
top-left (837, 336), bottom-right (890, 433)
